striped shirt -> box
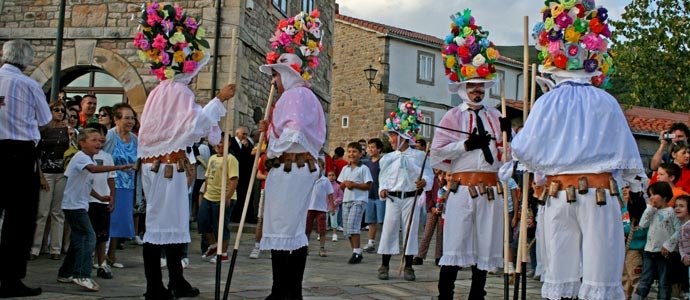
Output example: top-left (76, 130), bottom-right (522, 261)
top-left (0, 64), bottom-right (51, 144)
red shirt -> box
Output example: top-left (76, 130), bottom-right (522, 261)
top-left (333, 158), bottom-right (348, 178)
top-left (257, 154), bottom-right (267, 189)
top-left (649, 166), bottom-right (690, 194)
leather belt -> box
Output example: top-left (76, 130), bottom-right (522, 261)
top-left (141, 150), bottom-right (186, 164)
top-left (451, 172), bottom-right (498, 187)
top-left (546, 172), bottom-right (612, 191)
top-left (388, 190), bottom-right (423, 198)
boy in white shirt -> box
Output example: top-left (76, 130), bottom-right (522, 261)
top-left (306, 158), bottom-right (335, 257)
top-left (57, 128), bottom-right (132, 292)
top-left (337, 142), bottom-right (372, 264)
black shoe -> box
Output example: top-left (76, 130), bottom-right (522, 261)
top-left (412, 257), bottom-right (424, 265)
top-left (348, 253), bottom-right (363, 264)
top-left (144, 289), bottom-right (174, 300)
top-left (0, 281), bottom-right (42, 298)
top-left (170, 286), bottom-right (200, 298)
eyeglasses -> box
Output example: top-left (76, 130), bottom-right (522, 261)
top-left (69, 115), bottom-right (78, 120)
top-left (52, 108), bottom-right (66, 113)
top-left (99, 114), bottom-right (109, 118)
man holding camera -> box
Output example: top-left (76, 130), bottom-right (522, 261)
top-left (650, 122), bottom-right (690, 171)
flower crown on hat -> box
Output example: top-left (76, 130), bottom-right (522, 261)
top-left (266, 10), bottom-right (324, 81)
top-left (533, 0), bottom-right (614, 89)
top-left (442, 9), bottom-right (500, 84)
top-left (384, 98), bottom-right (424, 143)
top-left (134, 1), bottom-right (209, 81)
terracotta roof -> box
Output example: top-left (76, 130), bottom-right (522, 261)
top-left (502, 99), bottom-right (690, 135)
top-left (335, 14), bottom-right (521, 65)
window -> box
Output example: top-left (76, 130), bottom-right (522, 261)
top-left (64, 70), bottom-right (125, 110)
top-left (422, 116), bottom-right (432, 138)
top-left (490, 70), bottom-right (505, 98)
top-left (417, 51), bottom-right (434, 85)
top-left (272, 0), bottom-right (288, 15)
top-left (341, 116), bottom-right (349, 128)
top-left (301, 0), bottom-right (313, 12)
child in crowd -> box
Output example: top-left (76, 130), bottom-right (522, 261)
top-left (414, 170), bottom-right (447, 266)
top-left (198, 133), bottom-right (239, 264)
top-left (621, 179), bottom-right (648, 300)
top-left (84, 123), bottom-right (117, 280)
top-left (633, 181), bottom-right (681, 300)
top-left (656, 163), bottom-right (689, 207)
top-left (306, 158), bottom-right (335, 257)
top-left (337, 142), bottom-right (372, 264)
top-left (363, 138), bottom-right (384, 253)
top-left (327, 169), bottom-right (343, 242)
top-left (57, 128), bottom-right (132, 291)
top-left (676, 196), bottom-right (690, 291)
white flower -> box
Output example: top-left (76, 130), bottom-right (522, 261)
top-left (454, 36), bottom-right (465, 46)
top-left (283, 25), bottom-right (296, 35)
top-left (308, 26), bottom-right (321, 39)
top-left (472, 54), bottom-right (486, 67)
top-left (299, 46), bottom-right (312, 57)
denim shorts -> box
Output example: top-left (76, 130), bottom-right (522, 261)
top-left (365, 198), bottom-right (386, 224)
top-left (197, 198), bottom-right (235, 240)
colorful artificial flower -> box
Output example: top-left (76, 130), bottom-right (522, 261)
top-left (135, 1), bottom-right (210, 81)
top-left (384, 98), bottom-right (424, 143)
top-left (264, 10), bottom-right (323, 81)
top-left (443, 9), bottom-right (500, 83)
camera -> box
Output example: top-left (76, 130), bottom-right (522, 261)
top-left (664, 133), bottom-right (676, 140)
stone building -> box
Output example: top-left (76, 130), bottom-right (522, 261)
top-left (0, 0), bottom-right (335, 131)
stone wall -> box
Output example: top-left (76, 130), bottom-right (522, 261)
top-left (0, 0), bottom-right (334, 133)
top-left (328, 19), bottom-right (386, 151)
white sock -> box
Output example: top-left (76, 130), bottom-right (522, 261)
top-left (254, 242), bottom-right (260, 248)
top-left (353, 248), bottom-right (362, 254)
top-left (368, 240), bottom-right (375, 246)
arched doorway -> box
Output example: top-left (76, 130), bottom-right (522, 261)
top-left (62, 68), bottom-right (126, 110)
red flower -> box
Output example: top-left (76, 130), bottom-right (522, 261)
top-left (488, 64), bottom-right (496, 73)
top-left (589, 18), bottom-right (604, 34)
top-left (554, 53), bottom-right (568, 69)
top-left (290, 63), bottom-right (301, 73)
top-left (293, 31), bottom-right (304, 44)
top-left (310, 9), bottom-right (320, 18)
top-left (451, 26), bottom-right (459, 36)
top-left (476, 65), bottom-right (490, 77)
top-left (458, 46), bottom-right (470, 58)
top-left (285, 47), bottom-right (295, 54)
top-left (574, 4), bottom-right (585, 18)
top-left (469, 24), bottom-right (478, 31)
top-left (449, 72), bottom-right (459, 82)
top-left (277, 20), bottom-right (288, 30)
top-left (266, 51), bottom-right (279, 64)
top-left (390, 111), bottom-right (396, 118)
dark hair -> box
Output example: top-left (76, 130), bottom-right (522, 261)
top-left (72, 95), bottom-right (83, 104)
top-left (347, 142), bottom-right (362, 152)
top-left (416, 138), bottom-right (427, 147)
top-left (647, 181), bottom-right (673, 201)
top-left (334, 147), bottom-right (344, 158)
top-left (368, 138), bottom-right (383, 150)
top-left (111, 102), bottom-right (135, 119)
top-left (627, 190), bottom-right (646, 223)
top-left (358, 139), bottom-right (366, 143)
top-left (659, 163), bottom-right (682, 184)
top-left (84, 122), bottom-right (108, 136)
top-left (66, 100), bottom-right (81, 110)
top-left (82, 94), bottom-right (97, 103)
top-left (670, 122), bottom-right (690, 138)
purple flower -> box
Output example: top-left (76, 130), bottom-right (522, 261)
top-left (554, 12), bottom-right (573, 28)
top-left (162, 20), bottom-right (174, 34)
top-left (547, 29), bottom-right (563, 42)
top-left (146, 3), bottom-right (159, 16)
top-left (185, 17), bottom-right (198, 30)
top-left (160, 51), bottom-right (170, 66)
top-left (468, 44), bottom-right (480, 57)
top-left (583, 58), bottom-right (598, 73)
top-left (445, 43), bottom-right (458, 55)
top-left (597, 7), bottom-right (609, 22)
top-left (461, 56), bottom-right (472, 64)
top-left (542, 9), bottom-right (551, 22)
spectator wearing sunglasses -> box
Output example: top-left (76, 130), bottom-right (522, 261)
top-left (98, 106), bottom-right (114, 131)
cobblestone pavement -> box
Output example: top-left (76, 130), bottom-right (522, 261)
top-left (20, 223), bottom-right (551, 300)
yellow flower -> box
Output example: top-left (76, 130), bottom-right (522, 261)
top-left (301, 72), bottom-right (311, 81)
top-left (551, 4), bottom-right (564, 17)
top-left (196, 27), bottom-right (206, 39)
top-left (162, 9), bottom-right (169, 19)
top-left (308, 40), bottom-right (317, 50)
top-left (461, 65), bottom-right (476, 78)
top-left (169, 31), bottom-right (186, 44)
top-left (138, 50), bottom-right (148, 62)
top-left (486, 47), bottom-right (498, 60)
top-left (462, 27), bottom-right (473, 37)
top-left (294, 20), bottom-right (302, 30)
top-left (143, 26), bottom-right (151, 32)
top-left (173, 51), bottom-right (185, 63)
top-left (445, 56), bottom-right (456, 68)
top-left (564, 26), bottom-right (581, 43)
top-left (544, 17), bottom-right (554, 31)
top-left (164, 67), bottom-right (175, 79)
top-left (192, 51), bottom-right (204, 62)
top-left (601, 60), bottom-right (609, 74)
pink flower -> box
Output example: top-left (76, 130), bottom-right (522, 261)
top-left (182, 60), bottom-right (197, 73)
top-left (278, 32), bottom-right (292, 46)
top-left (174, 5), bottom-right (183, 21)
top-left (153, 67), bottom-right (167, 81)
top-left (465, 35), bottom-right (475, 46)
top-left (134, 32), bottom-right (150, 50)
top-left (554, 12), bottom-right (573, 28)
top-left (147, 13), bottom-right (162, 27)
top-left (445, 43), bottom-right (458, 55)
top-left (308, 56), bottom-right (319, 68)
top-left (581, 33), bottom-right (602, 51)
top-left (152, 34), bottom-right (168, 51)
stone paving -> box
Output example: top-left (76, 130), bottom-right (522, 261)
top-left (21, 224), bottom-right (547, 300)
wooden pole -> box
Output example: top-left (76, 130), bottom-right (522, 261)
top-left (501, 77), bottom-right (511, 300)
top-left (215, 27), bottom-right (238, 300)
top-left (397, 145), bottom-right (430, 277)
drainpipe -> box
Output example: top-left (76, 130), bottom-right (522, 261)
top-left (210, 0), bottom-right (222, 94)
top-left (50, 0), bottom-right (66, 102)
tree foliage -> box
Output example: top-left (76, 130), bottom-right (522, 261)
top-left (609, 0), bottom-right (690, 112)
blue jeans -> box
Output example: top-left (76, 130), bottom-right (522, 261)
top-left (197, 198), bottom-right (235, 240)
top-left (365, 198), bottom-right (386, 224)
top-left (635, 251), bottom-right (671, 300)
top-left (58, 209), bottom-right (96, 279)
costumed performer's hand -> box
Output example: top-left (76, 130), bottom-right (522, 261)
top-left (258, 120), bottom-right (269, 134)
top-left (217, 84), bottom-right (236, 102)
top-left (464, 128), bottom-right (491, 151)
top-left (499, 117), bottom-right (512, 141)
top-left (380, 189), bottom-right (388, 199)
top-left (415, 179), bottom-right (426, 190)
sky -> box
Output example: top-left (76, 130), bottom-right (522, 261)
top-left (338, 0), bottom-right (629, 46)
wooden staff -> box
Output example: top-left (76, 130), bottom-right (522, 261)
top-left (215, 27), bottom-right (237, 300)
top-left (513, 16), bottom-right (531, 300)
top-left (397, 144), bottom-right (430, 277)
top-left (223, 85), bottom-right (275, 300)
top-left (500, 77), bottom-right (511, 300)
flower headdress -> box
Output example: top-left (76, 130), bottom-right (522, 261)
top-left (265, 10), bottom-right (323, 81)
top-left (533, 0), bottom-right (614, 89)
top-left (383, 98), bottom-right (424, 143)
top-left (442, 9), bottom-right (500, 91)
top-left (134, 1), bottom-right (209, 81)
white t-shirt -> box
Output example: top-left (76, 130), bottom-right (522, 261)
top-left (337, 163), bottom-right (372, 203)
top-left (89, 151), bottom-right (117, 204)
top-left (62, 151), bottom-right (96, 210)
top-left (308, 176), bottom-right (334, 212)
